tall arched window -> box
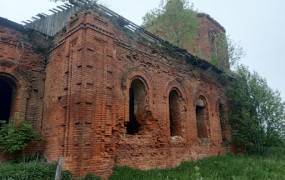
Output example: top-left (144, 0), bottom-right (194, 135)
top-left (126, 78), bottom-right (147, 135)
top-left (169, 89), bottom-right (183, 137)
top-left (0, 75), bottom-right (15, 126)
top-left (196, 96), bottom-right (210, 138)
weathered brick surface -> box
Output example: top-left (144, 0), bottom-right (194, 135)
top-left (42, 11), bottom-right (231, 177)
top-left (186, 14), bottom-right (224, 58)
top-left (0, 9), bottom-right (231, 178)
top-left (0, 19), bottom-right (45, 129)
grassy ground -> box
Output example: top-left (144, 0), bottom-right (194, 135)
top-left (110, 150), bottom-right (285, 180)
top-left (0, 161), bottom-right (73, 180)
top-left (0, 149), bottom-right (284, 179)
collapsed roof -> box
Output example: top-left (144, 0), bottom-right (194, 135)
top-left (13, 1), bottom-right (230, 77)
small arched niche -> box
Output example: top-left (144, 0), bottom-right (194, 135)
top-left (196, 96), bottom-right (210, 139)
top-left (169, 88), bottom-right (183, 137)
top-left (0, 75), bottom-right (16, 126)
top-left (126, 78), bottom-right (147, 135)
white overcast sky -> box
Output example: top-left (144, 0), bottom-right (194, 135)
top-left (1, 0), bottom-right (285, 100)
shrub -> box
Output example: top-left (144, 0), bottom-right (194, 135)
top-left (0, 161), bottom-right (72, 180)
top-left (81, 173), bottom-right (101, 180)
top-left (0, 122), bottom-right (39, 154)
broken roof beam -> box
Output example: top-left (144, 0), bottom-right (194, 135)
top-left (64, 3), bottom-right (73, 8)
top-left (69, 0), bottom-right (84, 6)
top-left (78, 0), bottom-right (89, 4)
top-left (62, 4), bottom-right (71, 9)
top-left (117, 18), bottom-right (129, 26)
top-left (49, 9), bottom-right (58, 14)
top-left (21, 21), bottom-right (29, 25)
top-left (57, 6), bottom-right (67, 11)
top-left (31, 16), bottom-right (40, 21)
top-left (93, 3), bottom-right (166, 45)
top-left (41, 13), bottom-right (48, 16)
top-left (52, 8), bottom-right (62, 13)
top-left (36, 13), bottom-right (47, 19)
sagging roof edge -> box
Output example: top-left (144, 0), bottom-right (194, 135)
top-left (0, 3), bottom-right (231, 80)
top-left (72, 3), bottom-right (228, 77)
top-left (0, 17), bottom-right (26, 33)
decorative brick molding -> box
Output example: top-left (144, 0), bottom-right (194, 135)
top-left (0, 6), bottom-right (231, 178)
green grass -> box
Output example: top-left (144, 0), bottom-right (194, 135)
top-left (110, 150), bottom-right (285, 180)
top-left (0, 161), bottom-right (72, 180)
top-left (0, 148), bottom-right (284, 180)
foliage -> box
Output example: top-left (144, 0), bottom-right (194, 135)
top-left (0, 160), bottom-right (103, 180)
top-left (209, 32), bottom-right (228, 69)
top-left (80, 173), bottom-right (101, 180)
top-left (110, 151), bottom-right (285, 180)
top-left (142, 0), bottom-right (198, 48)
top-left (50, 0), bottom-right (98, 3)
top-left (0, 161), bottom-right (72, 180)
top-left (227, 37), bottom-right (245, 68)
top-left (211, 33), bottom-right (245, 70)
top-left (0, 122), bottom-right (39, 154)
top-left (1, 151), bottom-right (284, 180)
top-left (142, 0), bottom-right (245, 70)
top-left (228, 65), bottom-right (285, 153)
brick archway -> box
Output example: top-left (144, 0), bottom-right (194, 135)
top-left (164, 80), bottom-right (188, 138)
top-left (0, 71), bottom-right (29, 126)
top-left (126, 77), bottom-right (147, 135)
top-left (0, 75), bottom-right (16, 125)
top-left (122, 70), bottom-right (153, 135)
top-left (169, 88), bottom-right (184, 137)
top-left (195, 95), bottom-right (211, 139)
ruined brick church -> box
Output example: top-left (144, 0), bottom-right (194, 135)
top-left (0, 1), bottom-right (231, 177)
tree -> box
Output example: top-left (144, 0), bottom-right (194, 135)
top-left (143, 0), bottom-right (247, 71)
top-left (142, 0), bottom-right (198, 48)
top-left (228, 65), bottom-right (285, 153)
top-left (215, 34), bottom-right (245, 69)
top-left (50, 0), bottom-right (97, 3)
top-left (227, 37), bottom-right (245, 68)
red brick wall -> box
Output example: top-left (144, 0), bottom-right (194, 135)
top-left (43, 11), bottom-right (231, 177)
top-left (184, 13), bottom-right (229, 70)
top-left (0, 23), bottom-right (45, 130)
top-left (0, 11), bottom-right (231, 177)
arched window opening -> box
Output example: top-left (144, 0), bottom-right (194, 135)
top-left (219, 103), bottom-right (227, 142)
top-left (196, 96), bottom-right (210, 138)
top-left (169, 89), bottom-right (183, 137)
top-left (0, 76), bottom-right (15, 126)
top-left (126, 78), bottom-right (147, 135)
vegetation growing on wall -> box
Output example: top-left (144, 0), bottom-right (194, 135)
top-left (0, 122), bottom-right (39, 154)
top-left (50, 0), bottom-right (98, 3)
top-left (142, 0), bottom-right (285, 154)
top-left (142, 0), bottom-right (198, 49)
top-left (212, 34), bottom-right (245, 70)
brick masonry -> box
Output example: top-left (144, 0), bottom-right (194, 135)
top-left (0, 20), bottom-right (45, 128)
top-left (0, 8), bottom-right (231, 178)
